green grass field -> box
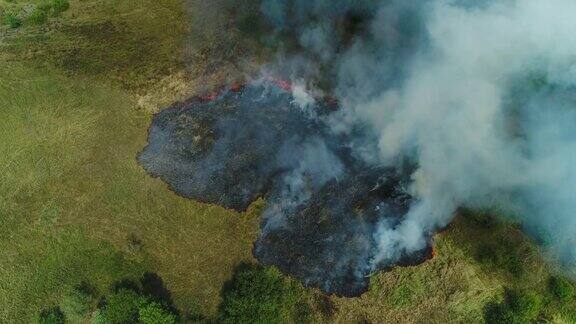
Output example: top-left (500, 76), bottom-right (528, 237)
top-left (1, 0), bottom-right (576, 323)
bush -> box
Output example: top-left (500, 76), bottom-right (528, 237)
top-left (3, 11), bottom-right (22, 29)
top-left (139, 301), bottom-right (177, 324)
top-left (99, 282), bottom-right (179, 324)
top-left (219, 263), bottom-right (312, 323)
top-left (60, 286), bottom-right (94, 321)
top-left (51, 0), bottom-right (70, 16)
top-left (37, 307), bottom-right (65, 324)
top-left (101, 289), bottom-right (143, 323)
top-left (549, 276), bottom-right (574, 301)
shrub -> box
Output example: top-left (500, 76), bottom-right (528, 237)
top-left (50, 0), bottom-right (70, 16)
top-left (549, 276), bottom-right (574, 301)
top-left (37, 307), bottom-right (65, 324)
top-left (219, 263), bottom-right (311, 323)
top-left (3, 11), bottom-right (22, 29)
top-left (101, 289), bottom-right (143, 323)
top-left (139, 301), bottom-right (177, 324)
top-left (99, 278), bottom-right (179, 324)
top-left (60, 286), bottom-right (94, 321)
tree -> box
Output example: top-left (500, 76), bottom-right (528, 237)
top-left (219, 263), bottom-right (311, 323)
top-left (101, 289), bottom-right (143, 324)
top-left (139, 301), bottom-right (176, 324)
top-left (99, 278), bottom-right (179, 324)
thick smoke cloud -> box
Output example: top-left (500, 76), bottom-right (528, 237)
top-left (262, 0), bottom-right (576, 270)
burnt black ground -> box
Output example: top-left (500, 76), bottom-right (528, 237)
top-left (138, 82), bottom-right (431, 296)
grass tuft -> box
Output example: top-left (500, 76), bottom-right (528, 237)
top-left (3, 11), bottom-right (22, 28)
top-left (27, 6), bottom-right (49, 25)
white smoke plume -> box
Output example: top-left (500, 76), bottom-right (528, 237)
top-left (262, 0), bottom-right (576, 270)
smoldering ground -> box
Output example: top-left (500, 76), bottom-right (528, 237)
top-left (260, 0), bottom-right (576, 272)
top-left (138, 83), bottom-right (430, 296)
top-left (140, 0), bottom-right (576, 295)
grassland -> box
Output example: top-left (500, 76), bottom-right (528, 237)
top-left (0, 1), bottom-right (261, 321)
top-left (1, 0), bottom-right (575, 323)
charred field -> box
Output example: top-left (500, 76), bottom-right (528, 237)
top-left (138, 82), bottom-right (434, 296)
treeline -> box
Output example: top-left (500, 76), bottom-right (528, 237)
top-left (37, 272), bottom-right (179, 324)
top-left (37, 263), bottom-right (333, 323)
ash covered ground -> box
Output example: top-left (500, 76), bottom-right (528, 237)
top-left (138, 82), bottom-right (432, 296)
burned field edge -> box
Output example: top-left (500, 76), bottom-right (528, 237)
top-left (137, 82), bottom-right (435, 297)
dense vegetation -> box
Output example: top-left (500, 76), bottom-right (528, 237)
top-left (37, 274), bottom-right (179, 323)
top-left (1, 0), bottom-right (576, 323)
top-left (219, 263), bottom-right (312, 323)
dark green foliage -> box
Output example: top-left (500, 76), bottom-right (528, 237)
top-left (139, 301), bottom-right (177, 324)
top-left (549, 276), bottom-right (574, 302)
top-left (51, 0), bottom-right (70, 16)
top-left (60, 285), bottom-right (94, 322)
top-left (37, 307), bottom-right (65, 324)
top-left (485, 289), bottom-right (542, 323)
top-left (3, 11), bottom-right (22, 29)
top-left (219, 263), bottom-right (312, 323)
top-left (97, 274), bottom-right (179, 323)
top-left (101, 289), bottom-right (178, 324)
top-left (101, 288), bottom-right (143, 323)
